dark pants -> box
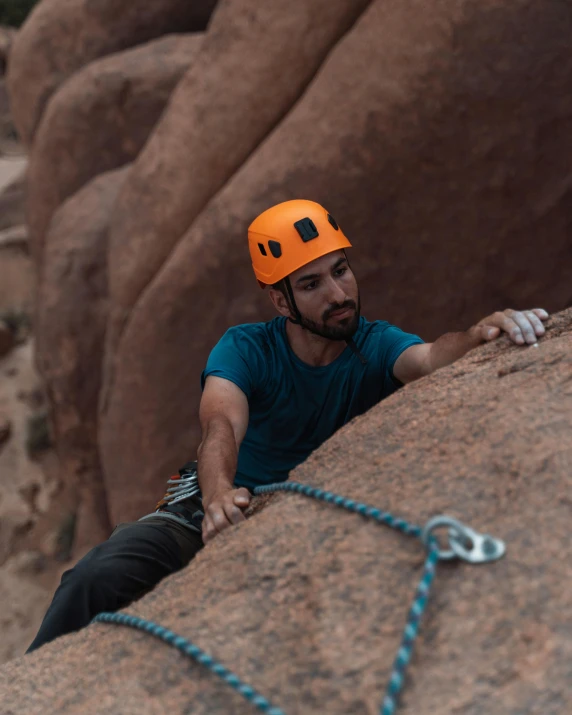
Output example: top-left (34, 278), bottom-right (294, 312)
top-left (26, 515), bottom-right (204, 653)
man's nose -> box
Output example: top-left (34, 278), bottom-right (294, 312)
top-left (325, 276), bottom-right (348, 305)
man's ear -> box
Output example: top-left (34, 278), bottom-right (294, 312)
top-left (268, 287), bottom-right (292, 318)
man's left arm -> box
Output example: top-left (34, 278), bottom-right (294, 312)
top-left (393, 308), bottom-right (550, 385)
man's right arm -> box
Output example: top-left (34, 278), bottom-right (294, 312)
top-left (197, 376), bottom-right (250, 543)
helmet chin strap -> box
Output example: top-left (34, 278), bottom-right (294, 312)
top-left (282, 271), bottom-right (367, 365)
top-left (283, 276), bottom-right (302, 326)
top-left (345, 338), bottom-right (367, 365)
top-left (340, 251), bottom-right (367, 365)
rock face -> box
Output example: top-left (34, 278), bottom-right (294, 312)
top-left (103, 0), bottom-right (372, 362)
top-left (0, 172), bottom-right (32, 323)
top-left (0, 172), bottom-right (25, 231)
top-left (0, 338), bottom-right (60, 665)
top-left (0, 413), bottom-right (11, 446)
top-left (0, 320), bottom-right (15, 356)
top-left (27, 33), bottom-right (202, 262)
top-left (5, 0), bottom-right (572, 543)
top-left (0, 26), bottom-right (16, 74)
top-left (1, 309), bottom-right (570, 713)
top-left (6, 0), bottom-right (217, 144)
top-left (36, 167), bottom-right (130, 549)
top-left (100, 0), bottom-right (572, 523)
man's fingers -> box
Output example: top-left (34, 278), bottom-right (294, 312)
top-left (202, 514), bottom-right (218, 544)
top-left (477, 308), bottom-right (549, 347)
top-left (481, 325), bottom-right (500, 340)
top-left (495, 311), bottom-right (524, 344)
top-left (207, 503), bottom-right (233, 534)
top-left (509, 311), bottom-right (540, 344)
top-left (223, 501), bottom-right (246, 525)
top-left (233, 487), bottom-right (251, 506)
top-left (524, 310), bottom-right (546, 337)
top-left (531, 308), bottom-right (549, 320)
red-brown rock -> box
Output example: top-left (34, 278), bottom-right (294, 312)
top-left (0, 319), bottom-right (15, 357)
top-left (1, 309), bottom-right (570, 713)
top-left (100, 0), bottom-right (572, 523)
top-left (0, 172), bottom-right (26, 232)
top-left (6, 0), bottom-right (217, 144)
top-left (27, 33), bottom-right (202, 262)
top-left (102, 0), bottom-right (371, 378)
top-left (0, 413), bottom-right (10, 446)
top-left (36, 166), bottom-right (130, 551)
top-left (0, 25), bottom-right (16, 75)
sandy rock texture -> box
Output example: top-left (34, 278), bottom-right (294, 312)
top-left (1, 309), bottom-right (570, 714)
top-left (6, 0), bottom-right (217, 144)
top-left (0, 170), bottom-right (30, 317)
top-left (0, 340), bottom-right (61, 664)
top-left (0, 32), bottom-right (71, 666)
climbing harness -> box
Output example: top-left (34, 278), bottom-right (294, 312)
top-left (93, 481), bottom-right (505, 715)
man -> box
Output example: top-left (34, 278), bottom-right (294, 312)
top-left (27, 199), bottom-right (549, 652)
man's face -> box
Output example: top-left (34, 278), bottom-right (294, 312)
top-left (289, 250), bottom-right (360, 340)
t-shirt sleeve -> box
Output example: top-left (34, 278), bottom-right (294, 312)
top-left (200, 327), bottom-right (267, 400)
top-left (380, 323), bottom-right (425, 394)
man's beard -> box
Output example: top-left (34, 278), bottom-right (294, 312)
top-left (298, 294), bottom-right (361, 341)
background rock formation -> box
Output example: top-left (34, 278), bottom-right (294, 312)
top-left (101, 0), bottom-right (572, 523)
top-left (36, 167), bottom-right (130, 550)
top-left (6, 0), bottom-right (216, 144)
top-left (2, 0), bottom-right (572, 662)
top-left (27, 34), bottom-right (202, 263)
top-left (1, 309), bottom-right (570, 713)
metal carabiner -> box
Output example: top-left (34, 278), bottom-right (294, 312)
top-left (421, 515), bottom-right (506, 563)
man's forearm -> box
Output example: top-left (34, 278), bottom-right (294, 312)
top-left (427, 327), bottom-right (482, 373)
top-left (197, 417), bottom-right (238, 505)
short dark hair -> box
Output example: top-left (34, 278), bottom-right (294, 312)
top-left (271, 279), bottom-right (286, 295)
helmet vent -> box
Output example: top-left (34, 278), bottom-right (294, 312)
top-left (327, 214), bottom-right (339, 230)
top-left (268, 240), bottom-right (282, 258)
top-left (257, 242), bottom-right (267, 256)
top-left (294, 217), bottom-right (319, 242)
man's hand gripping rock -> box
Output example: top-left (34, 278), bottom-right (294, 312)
top-left (201, 487), bottom-right (251, 544)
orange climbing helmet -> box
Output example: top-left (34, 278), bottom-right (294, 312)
top-left (248, 199), bottom-right (352, 288)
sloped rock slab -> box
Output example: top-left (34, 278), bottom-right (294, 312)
top-left (1, 309), bottom-right (570, 714)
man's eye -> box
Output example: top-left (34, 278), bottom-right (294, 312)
top-left (305, 281), bottom-right (318, 291)
top-left (334, 267), bottom-right (347, 276)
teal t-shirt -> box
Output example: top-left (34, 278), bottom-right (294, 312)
top-left (201, 316), bottom-right (424, 491)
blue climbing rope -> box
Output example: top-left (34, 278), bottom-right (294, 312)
top-left (92, 612), bottom-right (285, 715)
top-left (253, 481), bottom-right (421, 538)
top-left (380, 543), bottom-right (439, 715)
top-left (94, 480), bottom-right (504, 715)
top-left (254, 482), bottom-right (439, 714)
